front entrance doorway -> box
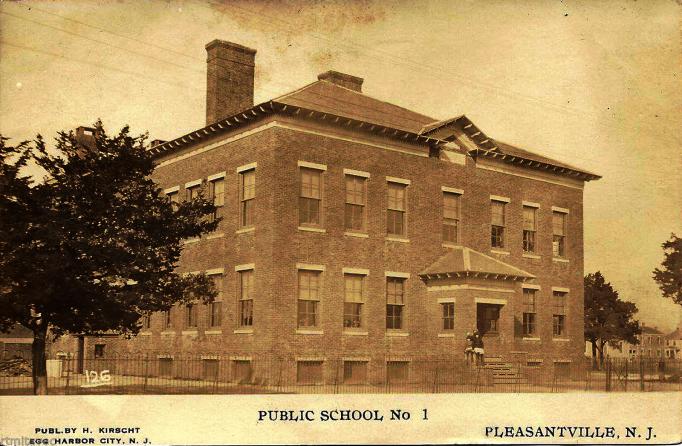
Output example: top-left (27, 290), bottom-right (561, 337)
top-left (476, 303), bottom-right (501, 336)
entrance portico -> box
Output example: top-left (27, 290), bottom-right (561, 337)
top-left (419, 246), bottom-right (536, 357)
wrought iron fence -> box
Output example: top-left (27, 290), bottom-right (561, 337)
top-left (1, 354), bottom-right (679, 395)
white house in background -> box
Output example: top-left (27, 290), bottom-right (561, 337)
top-left (665, 327), bottom-right (682, 359)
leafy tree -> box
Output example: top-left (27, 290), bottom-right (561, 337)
top-left (652, 233), bottom-right (682, 306)
top-left (0, 122), bottom-right (218, 394)
top-left (584, 272), bottom-right (641, 369)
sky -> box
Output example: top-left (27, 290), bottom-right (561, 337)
top-left (1, 0), bottom-right (680, 332)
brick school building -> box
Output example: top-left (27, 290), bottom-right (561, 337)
top-left (53, 40), bottom-right (600, 385)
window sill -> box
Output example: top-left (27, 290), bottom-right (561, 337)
top-left (206, 232), bottom-right (225, 239)
top-left (552, 337), bottom-right (570, 342)
top-left (296, 329), bottom-right (324, 335)
top-left (522, 253), bottom-right (541, 259)
top-left (205, 330), bottom-right (222, 335)
top-left (442, 243), bottom-right (462, 249)
top-left (343, 330), bottom-right (368, 336)
top-left (233, 328), bottom-right (254, 334)
top-left (522, 337), bottom-right (541, 341)
top-left (183, 238), bottom-right (200, 245)
top-left (236, 227), bottom-right (255, 234)
top-left (298, 226), bottom-right (326, 233)
top-left (385, 331), bottom-right (409, 337)
top-left (385, 236), bottom-right (409, 243)
top-left (552, 257), bottom-right (569, 263)
top-left (438, 333), bottom-right (456, 338)
top-left (138, 332), bottom-right (152, 336)
top-left (491, 249), bottom-right (510, 256)
top-left (344, 231), bottom-right (369, 238)
top-left (181, 330), bottom-right (198, 336)
top-left (160, 331), bottom-right (176, 336)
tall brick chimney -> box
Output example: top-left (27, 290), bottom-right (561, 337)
top-left (205, 40), bottom-right (257, 125)
top-left (318, 70), bottom-right (363, 92)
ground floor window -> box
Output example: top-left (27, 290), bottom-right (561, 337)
top-left (441, 302), bottom-right (454, 330)
top-left (343, 361), bottom-right (368, 384)
top-left (476, 303), bottom-right (501, 335)
top-left (202, 359), bottom-right (219, 381)
top-left (386, 361), bottom-right (409, 384)
top-left (94, 344), bottom-right (105, 359)
top-left (553, 314), bottom-right (566, 336)
top-left (297, 360), bottom-right (323, 385)
top-left (158, 358), bottom-right (173, 377)
top-left (232, 360), bottom-right (252, 383)
top-left (554, 361), bottom-right (571, 379)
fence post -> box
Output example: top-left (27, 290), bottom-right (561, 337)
top-left (605, 358), bottom-right (611, 392)
top-left (432, 364), bottom-right (439, 393)
top-left (624, 360), bottom-right (628, 392)
top-left (143, 354), bottom-right (149, 393)
top-left (639, 358), bottom-right (644, 392)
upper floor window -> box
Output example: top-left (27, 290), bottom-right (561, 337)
top-left (166, 191), bottom-right (179, 209)
top-left (186, 184), bottom-right (200, 202)
top-left (345, 175), bottom-right (367, 231)
top-left (141, 313), bottom-right (151, 330)
top-left (552, 211), bottom-right (567, 257)
top-left (386, 277), bottom-right (406, 329)
top-left (344, 273), bottom-right (365, 329)
top-left (522, 288), bottom-right (537, 336)
top-left (240, 169), bottom-right (255, 228)
top-left (522, 206), bottom-right (537, 253)
top-left (209, 177), bottom-right (225, 222)
top-left (387, 182), bottom-right (407, 236)
top-left (238, 269), bottom-right (254, 327)
top-left (185, 303), bottom-right (197, 328)
top-left (299, 167), bottom-right (322, 226)
top-left (491, 200), bottom-right (506, 248)
top-left (162, 309), bottom-right (172, 330)
top-left (443, 191), bottom-right (461, 244)
top-left (297, 270), bottom-right (321, 328)
top-left (208, 273), bottom-right (223, 327)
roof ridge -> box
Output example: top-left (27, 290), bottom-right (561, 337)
top-left (272, 80), bottom-right (321, 102)
top-left (315, 79), bottom-right (436, 123)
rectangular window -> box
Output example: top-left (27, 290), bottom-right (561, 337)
top-left (94, 344), bottom-right (105, 359)
top-left (345, 175), bottom-right (366, 231)
top-left (166, 191), bottom-right (179, 208)
top-left (186, 303), bottom-right (197, 328)
top-left (386, 277), bottom-right (405, 330)
top-left (240, 169), bottom-right (255, 227)
top-left (522, 206), bottom-right (537, 253)
top-left (552, 211), bottom-right (567, 257)
top-left (553, 290), bottom-right (567, 337)
top-left (297, 361), bottom-right (323, 384)
top-left (298, 270), bottom-right (321, 328)
top-left (186, 185), bottom-right (199, 202)
top-left (343, 274), bottom-right (365, 329)
top-left (209, 178), bottom-right (225, 222)
top-left (202, 359), bottom-right (219, 381)
top-left (159, 358), bottom-right (173, 377)
top-left (299, 167), bottom-right (322, 226)
top-left (387, 182), bottom-right (407, 236)
top-left (208, 274), bottom-right (223, 327)
top-left (343, 361), bottom-right (368, 384)
top-left (386, 361), bottom-right (408, 384)
top-left (162, 309), bottom-right (172, 330)
top-left (522, 288), bottom-right (537, 336)
top-left (141, 313), bottom-right (151, 329)
top-left (443, 192), bottom-right (461, 244)
top-left (491, 200), bottom-right (506, 248)
top-left (477, 303), bottom-right (500, 335)
top-left (441, 302), bottom-right (455, 330)
top-left (232, 360), bottom-right (252, 383)
top-left (239, 270), bottom-right (254, 327)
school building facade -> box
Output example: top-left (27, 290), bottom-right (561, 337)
top-left (56, 40), bottom-right (600, 383)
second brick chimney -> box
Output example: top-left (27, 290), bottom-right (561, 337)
top-left (318, 70), bottom-right (364, 92)
top-left (205, 40), bottom-right (257, 125)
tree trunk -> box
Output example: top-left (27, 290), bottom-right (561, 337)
top-left (591, 341), bottom-right (598, 370)
top-left (32, 327), bottom-right (48, 395)
top-left (598, 341), bottom-right (606, 370)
